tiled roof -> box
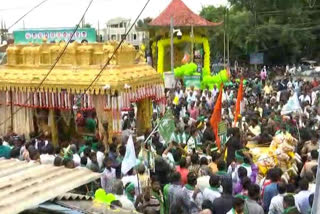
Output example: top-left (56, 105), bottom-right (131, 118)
top-left (149, 0), bottom-right (221, 27)
top-left (0, 159), bottom-right (101, 214)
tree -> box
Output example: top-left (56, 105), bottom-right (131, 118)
top-left (200, 0), bottom-right (320, 64)
top-left (137, 17), bottom-right (153, 28)
top-left (199, 6), bottom-right (226, 61)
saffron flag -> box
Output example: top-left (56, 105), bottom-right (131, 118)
top-left (234, 78), bottom-right (244, 126)
top-left (210, 84), bottom-right (223, 149)
top-left (121, 135), bottom-right (137, 175)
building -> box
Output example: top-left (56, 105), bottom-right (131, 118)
top-left (103, 17), bottom-right (145, 47)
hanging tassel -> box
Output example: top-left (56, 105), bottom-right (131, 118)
top-left (87, 94), bottom-right (90, 110)
top-left (21, 92), bottom-right (25, 107)
top-left (31, 91), bottom-right (34, 107)
top-left (84, 94), bottom-right (88, 111)
top-left (14, 90), bottom-right (17, 106)
top-left (45, 91), bottom-right (48, 109)
top-left (34, 92), bottom-right (37, 108)
top-left (51, 92), bottom-right (55, 109)
top-left (17, 91), bottom-right (20, 106)
top-left (112, 96), bottom-right (116, 133)
top-left (62, 91), bottom-right (66, 110)
top-left (60, 92), bottom-right (63, 110)
top-left (142, 86), bottom-right (146, 99)
top-left (66, 92), bottom-right (70, 110)
top-left (117, 96), bottom-right (122, 133)
top-left (57, 91), bottom-right (61, 109)
top-left (137, 88), bottom-right (140, 101)
top-left (88, 94), bottom-right (92, 110)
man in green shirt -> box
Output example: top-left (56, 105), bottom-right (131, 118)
top-left (0, 138), bottom-right (11, 159)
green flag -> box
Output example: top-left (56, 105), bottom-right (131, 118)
top-left (158, 110), bottom-right (176, 144)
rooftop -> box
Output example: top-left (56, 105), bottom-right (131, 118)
top-left (149, 0), bottom-right (221, 27)
top-left (107, 17), bottom-right (131, 25)
top-left (0, 159), bottom-right (101, 214)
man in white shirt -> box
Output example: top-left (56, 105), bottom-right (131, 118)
top-left (70, 144), bottom-right (80, 167)
top-left (121, 168), bottom-right (139, 191)
top-left (295, 179), bottom-right (311, 214)
top-left (39, 143), bottom-right (55, 165)
top-left (96, 143), bottom-right (105, 170)
top-left (182, 172), bottom-right (203, 209)
top-left (248, 119), bottom-right (261, 137)
top-left (101, 157), bottom-right (116, 193)
top-left (113, 180), bottom-right (135, 209)
top-left (268, 182), bottom-right (286, 214)
top-left (212, 85), bottom-right (219, 98)
top-left (203, 175), bottom-right (221, 203)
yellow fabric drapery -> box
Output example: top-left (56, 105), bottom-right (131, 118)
top-left (12, 106), bottom-right (34, 139)
top-left (93, 95), bottom-right (110, 146)
top-left (0, 91), bottom-right (11, 137)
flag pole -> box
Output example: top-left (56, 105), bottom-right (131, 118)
top-left (143, 122), bottom-right (160, 145)
top-left (143, 108), bottom-right (170, 145)
top-left (137, 173), bottom-right (141, 195)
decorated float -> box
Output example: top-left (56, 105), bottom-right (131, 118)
top-left (248, 130), bottom-right (301, 181)
top-left (147, 0), bottom-right (229, 89)
top-left (0, 40), bottom-right (165, 145)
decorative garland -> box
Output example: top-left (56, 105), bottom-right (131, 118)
top-left (5, 83), bottom-right (166, 135)
top-left (155, 35), bottom-right (211, 75)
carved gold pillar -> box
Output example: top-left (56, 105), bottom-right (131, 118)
top-left (40, 42), bottom-right (50, 65)
top-left (49, 44), bottom-right (62, 65)
top-left (32, 45), bottom-right (40, 65)
top-left (7, 45), bottom-right (24, 65)
top-left (77, 43), bottom-right (93, 65)
top-left (23, 46), bottom-right (34, 65)
top-left (62, 42), bottom-right (78, 65)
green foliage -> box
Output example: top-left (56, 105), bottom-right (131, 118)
top-left (200, 0), bottom-right (320, 64)
top-left (137, 17), bottom-right (153, 28)
top-left (174, 63), bottom-right (198, 77)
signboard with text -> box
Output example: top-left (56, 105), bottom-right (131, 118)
top-left (250, 53), bottom-right (264, 65)
top-left (13, 28), bottom-right (97, 44)
top-left (184, 75), bottom-right (201, 89)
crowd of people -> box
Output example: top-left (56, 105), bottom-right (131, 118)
top-left (0, 66), bottom-right (320, 214)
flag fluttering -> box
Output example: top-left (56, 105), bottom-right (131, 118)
top-left (210, 84), bottom-right (223, 149)
top-left (158, 110), bottom-right (176, 144)
top-left (281, 92), bottom-right (302, 115)
top-left (121, 135), bottom-right (137, 175)
top-left (234, 78), bottom-right (244, 126)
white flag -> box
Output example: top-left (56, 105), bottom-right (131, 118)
top-left (121, 135), bottom-right (137, 175)
top-left (281, 93), bottom-right (302, 115)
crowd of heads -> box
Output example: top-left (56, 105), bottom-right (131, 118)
top-left (1, 67), bottom-right (320, 214)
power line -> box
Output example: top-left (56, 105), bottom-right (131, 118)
top-left (7, 0), bottom-right (50, 30)
top-left (33, 0), bottom-right (152, 141)
top-left (7, 0), bottom-right (152, 140)
top-left (0, 0), bottom-right (94, 127)
top-left (79, 0), bottom-right (151, 95)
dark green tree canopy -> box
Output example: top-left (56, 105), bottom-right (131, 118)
top-left (200, 0), bottom-right (320, 64)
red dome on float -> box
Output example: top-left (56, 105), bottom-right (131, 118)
top-left (149, 0), bottom-right (222, 27)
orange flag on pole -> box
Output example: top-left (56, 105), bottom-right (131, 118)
top-left (210, 84), bottom-right (223, 149)
top-left (234, 78), bottom-right (244, 126)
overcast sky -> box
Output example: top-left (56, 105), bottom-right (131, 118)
top-left (0, 0), bottom-right (227, 32)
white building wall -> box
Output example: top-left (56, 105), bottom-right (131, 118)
top-left (103, 18), bottom-right (145, 47)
